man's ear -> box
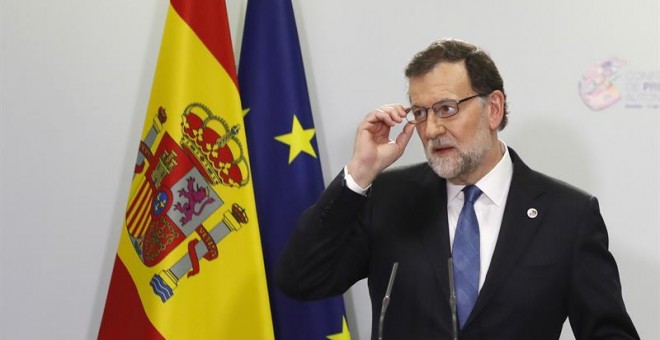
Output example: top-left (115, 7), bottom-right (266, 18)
top-left (487, 90), bottom-right (505, 130)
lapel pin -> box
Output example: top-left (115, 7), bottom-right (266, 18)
top-left (527, 208), bottom-right (538, 219)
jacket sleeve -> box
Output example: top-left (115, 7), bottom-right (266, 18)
top-left (276, 171), bottom-right (372, 300)
top-left (568, 196), bottom-right (639, 339)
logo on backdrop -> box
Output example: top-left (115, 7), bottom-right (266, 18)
top-left (579, 58), bottom-right (660, 111)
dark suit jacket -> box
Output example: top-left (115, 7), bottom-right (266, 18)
top-left (276, 148), bottom-right (638, 340)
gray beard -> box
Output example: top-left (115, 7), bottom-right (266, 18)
top-left (424, 126), bottom-right (492, 180)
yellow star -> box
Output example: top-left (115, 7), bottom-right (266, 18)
top-left (274, 114), bottom-right (318, 164)
top-left (326, 316), bottom-right (351, 340)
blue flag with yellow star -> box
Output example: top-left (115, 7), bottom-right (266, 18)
top-left (239, 0), bottom-right (350, 339)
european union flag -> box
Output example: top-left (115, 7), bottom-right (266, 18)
top-left (239, 0), bottom-right (351, 339)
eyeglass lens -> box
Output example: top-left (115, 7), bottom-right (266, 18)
top-left (405, 100), bottom-right (460, 123)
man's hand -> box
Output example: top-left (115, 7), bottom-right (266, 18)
top-left (347, 104), bottom-right (416, 188)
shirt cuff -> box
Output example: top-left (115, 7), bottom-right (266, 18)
top-left (344, 166), bottom-right (371, 196)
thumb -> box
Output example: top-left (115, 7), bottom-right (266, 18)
top-left (394, 122), bottom-right (416, 149)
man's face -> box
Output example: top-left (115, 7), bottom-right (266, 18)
top-left (408, 61), bottom-right (500, 184)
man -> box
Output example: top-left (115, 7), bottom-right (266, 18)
top-left (276, 39), bottom-right (638, 339)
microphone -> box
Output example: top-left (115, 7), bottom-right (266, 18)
top-left (378, 262), bottom-right (399, 340)
top-left (448, 258), bottom-right (459, 340)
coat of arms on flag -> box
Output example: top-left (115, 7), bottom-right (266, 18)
top-left (126, 103), bottom-right (250, 302)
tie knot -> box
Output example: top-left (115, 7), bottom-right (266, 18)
top-left (463, 185), bottom-right (482, 204)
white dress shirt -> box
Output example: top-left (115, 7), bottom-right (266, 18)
top-left (447, 141), bottom-right (513, 290)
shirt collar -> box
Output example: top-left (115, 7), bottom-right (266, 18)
top-left (447, 140), bottom-right (513, 206)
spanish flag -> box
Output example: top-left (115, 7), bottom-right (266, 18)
top-left (98, 1), bottom-right (274, 338)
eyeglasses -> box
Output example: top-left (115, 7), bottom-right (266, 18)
top-left (405, 93), bottom-right (489, 124)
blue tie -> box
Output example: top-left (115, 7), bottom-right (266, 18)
top-left (452, 185), bottom-right (482, 329)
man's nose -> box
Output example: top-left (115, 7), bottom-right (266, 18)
top-left (423, 112), bottom-right (447, 139)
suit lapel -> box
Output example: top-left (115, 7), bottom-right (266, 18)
top-left (416, 168), bottom-right (453, 305)
top-left (466, 149), bottom-right (548, 326)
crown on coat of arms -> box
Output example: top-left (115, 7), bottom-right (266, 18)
top-left (180, 103), bottom-right (249, 187)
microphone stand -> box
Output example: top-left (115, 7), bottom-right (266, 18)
top-left (378, 262), bottom-right (398, 340)
top-left (448, 258), bottom-right (459, 340)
